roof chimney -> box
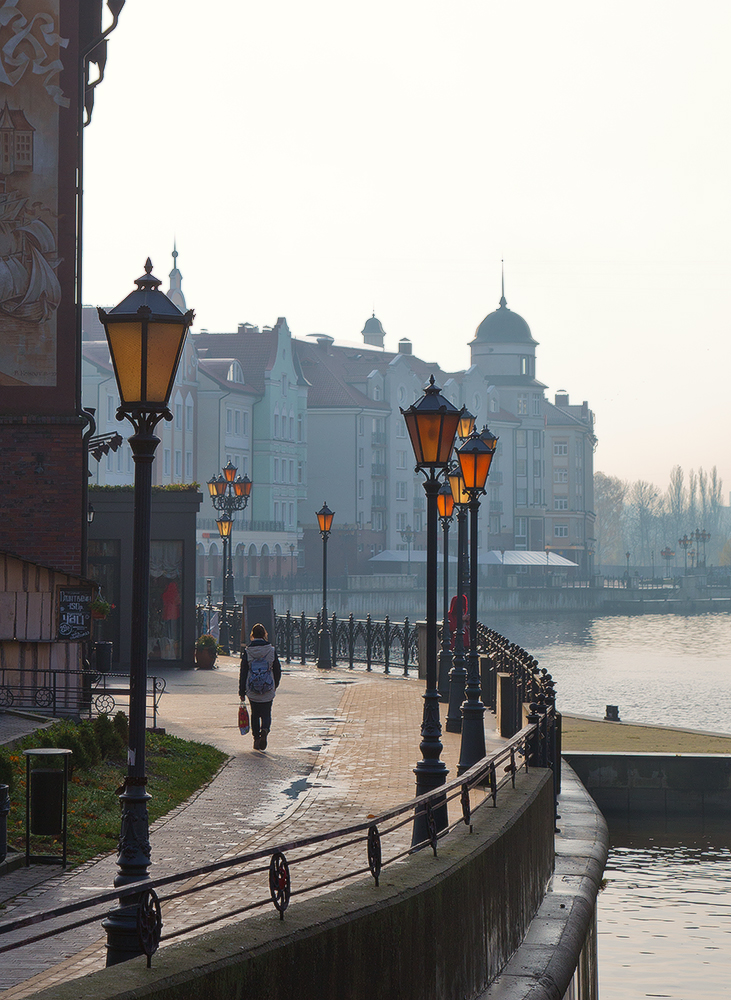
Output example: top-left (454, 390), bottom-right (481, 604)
top-left (555, 390), bottom-right (569, 406)
top-left (398, 338), bottom-right (412, 355)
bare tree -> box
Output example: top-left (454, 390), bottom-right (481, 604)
top-left (593, 472), bottom-right (627, 570)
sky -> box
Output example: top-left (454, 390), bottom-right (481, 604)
top-left (82, 1), bottom-right (731, 496)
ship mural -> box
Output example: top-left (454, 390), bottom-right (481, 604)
top-left (0, 99), bottom-right (60, 386)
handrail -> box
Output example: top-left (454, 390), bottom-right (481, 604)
top-left (0, 708), bottom-right (558, 963)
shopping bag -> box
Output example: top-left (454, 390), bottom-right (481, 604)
top-left (238, 702), bottom-right (250, 735)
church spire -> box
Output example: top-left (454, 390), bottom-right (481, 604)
top-left (167, 241), bottom-right (187, 311)
top-left (499, 259), bottom-right (507, 308)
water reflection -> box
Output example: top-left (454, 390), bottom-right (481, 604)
top-left (599, 839), bottom-right (731, 1000)
top-left (487, 611), bottom-right (731, 734)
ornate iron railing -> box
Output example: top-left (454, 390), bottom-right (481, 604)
top-left (0, 707), bottom-right (559, 967)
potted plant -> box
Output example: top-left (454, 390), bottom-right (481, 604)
top-left (90, 597), bottom-right (113, 621)
top-left (195, 634), bottom-right (218, 670)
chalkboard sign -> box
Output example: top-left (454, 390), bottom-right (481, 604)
top-left (57, 586), bottom-right (94, 641)
top-left (241, 594), bottom-right (275, 646)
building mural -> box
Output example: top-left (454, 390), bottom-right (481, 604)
top-left (0, 0), bottom-right (68, 386)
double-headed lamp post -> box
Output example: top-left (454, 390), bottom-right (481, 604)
top-left (456, 426), bottom-right (497, 774)
top-left (98, 260), bottom-right (194, 965)
top-left (316, 502), bottom-right (335, 669)
top-left (678, 535), bottom-right (690, 575)
top-left (401, 376), bottom-right (463, 845)
top-left (208, 462), bottom-right (252, 653)
top-left (437, 483), bottom-right (455, 700)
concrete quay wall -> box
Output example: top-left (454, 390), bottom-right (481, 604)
top-left (28, 768), bottom-right (609, 1000)
top-left (564, 751), bottom-right (731, 821)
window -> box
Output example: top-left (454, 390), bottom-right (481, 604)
top-left (274, 459), bottom-right (279, 482)
top-left (274, 502), bottom-right (279, 523)
top-left (185, 451), bottom-right (193, 479)
top-left (106, 451), bottom-right (113, 472)
top-left (516, 430), bottom-right (527, 449)
top-left (243, 411), bottom-right (249, 435)
top-left (107, 394), bottom-right (115, 423)
top-left (164, 449), bottom-right (171, 476)
top-left (226, 409), bottom-right (232, 433)
top-left (298, 461), bottom-right (303, 484)
top-left (234, 410), bottom-right (240, 434)
top-left (533, 489), bottom-right (543, 506)
top-left (396, 481), bottom-right (407, 500)
top-left (554, 441), bottom-right (568, 456)
top-left (554, 469), bottom-right (568, 483)
top-left (554, 498), bottom-right (568, 510)
top-left (373, 385), bottom-right (381, 401)
top-left (297, 413), bottom-right (303, 442)
top-left (274, 412), bottom-right (279, 437)
top-left (358, 448), bottom-right (364, 468)
top-left (396, 422), bottom-right (406, 438)
top-left (516, 488), bottom-right (527, 505)
top-left (358, 416), bottom-right (364, 436)
top-left (532, 394), bottom-right (541, 416)
top-left (117, 448), bottom-right (123, 472)
top-left (516, 459), bottom-right (527, 477)
top-left (520, 356), bottom-right (528, 375)
top-left (396, 512), bottom-right (408, 531)
top-left (414, 514), bottom-right (422, 532)
top-left (533, 431), bottom-right (542, 448)
top-left (175, 450), bottom-right (182, 478)
top-left (517, 394), bottom-right (528, 415)
top-left (282, 375), bottom-right (288, 396)
top-left (554, 524), bottom-right (569, 538)
top-left (358, 480), bottom-right (364, 500)
top-left (290, 416), bottom-right (295, 439)
top-left (396, 451), bottom-right (407, 470)
top-left (289, 460), bottom-right (294, 483)
top-left (533, 460), bottom-right (542, 478)
top-left (186, 402), bottom-right (194, 432)
top-left (175, 403), bottom-right (182, 429)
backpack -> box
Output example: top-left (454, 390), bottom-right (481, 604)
top-left (246, 656), bottom-right (275, 696)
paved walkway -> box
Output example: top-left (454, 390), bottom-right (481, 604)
top-left (0, 658), bottom-right (504, 998)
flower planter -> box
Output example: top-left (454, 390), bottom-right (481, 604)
top-left (195, 647), bottom-right (217, 670)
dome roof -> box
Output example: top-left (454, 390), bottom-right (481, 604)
top-left (361, 313), bottom-right (386, 336)
top-left (474, 294), bottom-right (535, 345)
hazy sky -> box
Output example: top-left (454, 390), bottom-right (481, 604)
top-left (83, 1), bottom-right (731, 495)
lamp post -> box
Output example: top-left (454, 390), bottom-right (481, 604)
top-left (437, 483), bottom-right (454, 700)
top-left (97, 260), bottom-right (194, 965)
top-left (216, 514), bottom-right (232, 653)
top-left (207, 462), bottom-right (252, 653)
top-left (445, 465), bottom-right (470, 733)
top-left (545, 545), bottom-right (550, 587)
top-left (456, 426), bottom-right (497, 774)
top-left (400, 524), bottom-right (415, 576)
top-left (661, 546), bottom-right (675, 577)
top-left (316, 502), bottom-right (334, 669)
top-left (694, 528), bottom-right (710, 568)
top-left (625, 550), bottom-right (631, 585)
top-left (678, 535), bottom-right (690, 575)
top-left (401, 377), bottom-right (462, 844)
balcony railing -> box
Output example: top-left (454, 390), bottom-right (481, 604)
top-left (371, 463), bottom-right (387, 478)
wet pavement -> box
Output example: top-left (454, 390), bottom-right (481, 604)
top-left (0, 656), bottom-right (499, 998)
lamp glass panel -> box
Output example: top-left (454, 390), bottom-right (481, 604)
top-left (437, 489), bottom-right (454, 519)
top-left (448, 469), bottom-right (470, 506)
top-left (459, 412), bottom-right (476, 439)
top-left (217, 518), bottom-right (232, 539)
top-left (317, 510), bottom-right (334, 534)
top-left (145, 321), bottom-right (188, 403)
top-left (405, 410), bottom-right (459, 467)
top-left (105, 321), bottom-right (144, 404)
top-left (459, 446), bottom-right (494, 491)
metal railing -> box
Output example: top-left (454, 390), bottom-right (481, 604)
top-left (0, 705), bottom-right (559, 966)
top-left (0, 669), bottom-right (166, 728)
top-left (273, 612), bottom-right (419, 674)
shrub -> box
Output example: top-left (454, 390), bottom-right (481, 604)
top-left (77, 721), bottom-right (101, 766)
top-left (0, 750), bottom-right (13, 792)
top-left (93, 714), bottom-right (126, 761)
top-left (113, 712), bottom-right (129, 743)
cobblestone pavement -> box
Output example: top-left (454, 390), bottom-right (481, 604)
top-left (0, 658), bottom-right (502, 997)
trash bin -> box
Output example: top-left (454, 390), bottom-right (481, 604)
top-left (30, 769), bottom-right (64, 835)
top-left (24, 748), bottom-right (72, 867)
top-left (95, 641), bottom-right (113, 673)
top-left (0, 784), bottom-right (9, 864)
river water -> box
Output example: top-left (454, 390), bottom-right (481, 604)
top-left (487, 610), bottom-right (731, 1000)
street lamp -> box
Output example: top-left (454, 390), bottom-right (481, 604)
top-left (678, 535), bottom-right (690, 575)
top-left (436, 482), bottom-right (454, 700)
top-left (97, 259), bottom-right (194, 965)
top-left (216, 514), bottom-right (233, 652)
top-left (316, 502), bottom-right (335, 669)
top-left (458, 408), bottom-right (476, 441)
top-left (545, 545), bottom-right (550, 587)
top-left (694, 528), bottom-right (710, 568)
top-left (625, 550), bottom-right (631, 584)
top-left (399, 524), bottom-right (415, 576)
top-left (661, 546), bottom-right (675, 577)
top-left (207, 462), bottom-right (252, 653)
top-left (445, 464), bottom-right (470, 733)
top-left (401, 376), bottom-right (462, 844)
top-left (456, 425), bottom-right (497, 774)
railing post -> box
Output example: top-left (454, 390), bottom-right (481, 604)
top-left (285, 611), bottom-right (292, 664)
top-left (348, 614), bottom-right (355, 670)
top-left (403, 618), bottom-right (410, 676)
top-left (300, 611), bottom-right (306, 665)
top-left (331, 613), bottom-right (338, 668)
top-left (384, 616), bottom-right (390, 674)
top-left (366, 614), bottom-right (372, 672)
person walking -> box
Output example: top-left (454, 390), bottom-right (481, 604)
top-left (239, 623), bottom-right (281, 750)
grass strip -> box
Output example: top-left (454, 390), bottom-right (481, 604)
top-left (2, 725), bottom-right (227, 868)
